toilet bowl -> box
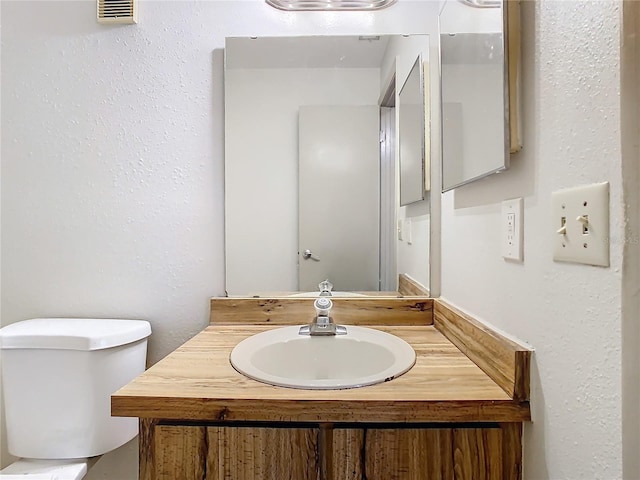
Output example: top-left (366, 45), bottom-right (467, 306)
top-left (0, 318), bottom-right (151, 479)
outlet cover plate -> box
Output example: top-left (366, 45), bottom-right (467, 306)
top-left (502, 197), bottom-right (523, 261)
top-left (551, 182), bottom-right (609, 266)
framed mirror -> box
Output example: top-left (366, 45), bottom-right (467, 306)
top-left (399, 55), bottom-right (427, 206)
top-left (224, 35), bottom-right (431, 297)
top-left (439, 0), bottom-right (510, 191)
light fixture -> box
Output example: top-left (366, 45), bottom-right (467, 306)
top-left (266, 0), bottom-right (397, 11)
top-left (458, 0), bottom-right (501, 8)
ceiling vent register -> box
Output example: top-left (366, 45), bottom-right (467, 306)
top-left (97, 0), bottom-right (138, 24)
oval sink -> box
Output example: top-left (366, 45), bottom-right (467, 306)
top-left (230, 326), bottom-right (416, 390)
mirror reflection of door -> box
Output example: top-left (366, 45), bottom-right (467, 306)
top-left (298, 106), bottom-right (380, 292)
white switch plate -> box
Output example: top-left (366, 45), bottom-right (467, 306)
top-left (502, 198), bottom-right (524, 261)
top-left (551, 182), bottom-right (609, 266)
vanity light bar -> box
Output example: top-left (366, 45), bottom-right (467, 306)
top-left (458, 0), bottom-right (501, 8)
top-left (266, 0), bottom-right (397, 11)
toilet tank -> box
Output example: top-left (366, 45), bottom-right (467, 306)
top-left (0, 318), bottom-right (151, 459)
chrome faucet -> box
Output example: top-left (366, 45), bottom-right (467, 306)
top-left (299, 297), bottom-right (347, 336)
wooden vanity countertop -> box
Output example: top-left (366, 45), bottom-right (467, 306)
top-left (112, 325), bottom-right (530, 423)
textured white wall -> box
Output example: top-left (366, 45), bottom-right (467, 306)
top-left (0, 0), bottom-right (439, 476)
top-left (440, 1), bottom-right (628, 478)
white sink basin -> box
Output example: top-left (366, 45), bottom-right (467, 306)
top-left (230, 325), bottom-right (416, 390)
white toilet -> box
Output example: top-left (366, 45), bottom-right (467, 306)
top-left (0, 318), bottom-right (151, 480)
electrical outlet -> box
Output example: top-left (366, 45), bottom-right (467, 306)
top-left (502, 198), bottom-right (523, 261)
top-left (551, 182), bottom-right (609, 266)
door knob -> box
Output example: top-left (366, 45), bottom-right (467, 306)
top-left (302, 249), bottom-right (320, 261)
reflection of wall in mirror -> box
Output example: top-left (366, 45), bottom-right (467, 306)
top-left (440, 0), bottom-right (507, 190)
top-left (379, 35), bottom-right (431, 291)
top-left (442, 60), bottom-right (504, 186)
top-left (225, 67), bottom-right (379, 294)
top-left (439, 0), bottom-right (502, 35)
top-left (397, 201), bottom-right (430, 292)
top-left (399, 100), bottom-right (424, 206)
top-left (442, 102), bottom-right (463, 189)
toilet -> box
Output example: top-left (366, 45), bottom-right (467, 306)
top-left (0, 318), bottom-right (151, 480)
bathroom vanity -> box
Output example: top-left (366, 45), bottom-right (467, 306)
top-left (111, 298), bottom-right (531, 480)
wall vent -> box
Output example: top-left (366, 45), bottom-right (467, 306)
top-left (97, 0), bottom-right (137, 24)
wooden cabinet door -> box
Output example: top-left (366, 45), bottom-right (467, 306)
top-left (152, 424), bottom-right (208, 480)
top-left (143, 422), bottom-right (321, 480)
top-left (331, 424), bottom-right (521, 480)
top-left (207, 426), bottom-right (320, 480)
top-left (141, 421), bottom-right (521, 480)
top-left (332, 428), bottom-right (454, 480)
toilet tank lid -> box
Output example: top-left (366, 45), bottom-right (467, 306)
top-left (0, 318), bottom-right (151, 351)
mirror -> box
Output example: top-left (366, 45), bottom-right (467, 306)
top-left (439, 0), bottom-right (510, 191)
top-left (399, 55), bottom-right (427, 206)
top-left (224, 35), bottom-right (431, 297)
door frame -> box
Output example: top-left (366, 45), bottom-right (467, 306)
top-left (379, 69), bottom-right (397, 291)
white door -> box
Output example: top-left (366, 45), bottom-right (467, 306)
top-left (298, 106), bottom-right (380, 292)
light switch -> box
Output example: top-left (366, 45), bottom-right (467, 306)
top-left (502, 198), bottom-right (523, 261)
top-left (551, 182), bottom-right (609, 266)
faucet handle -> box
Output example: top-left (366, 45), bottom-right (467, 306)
top-left (318, 279), bottom-right (333, 295)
